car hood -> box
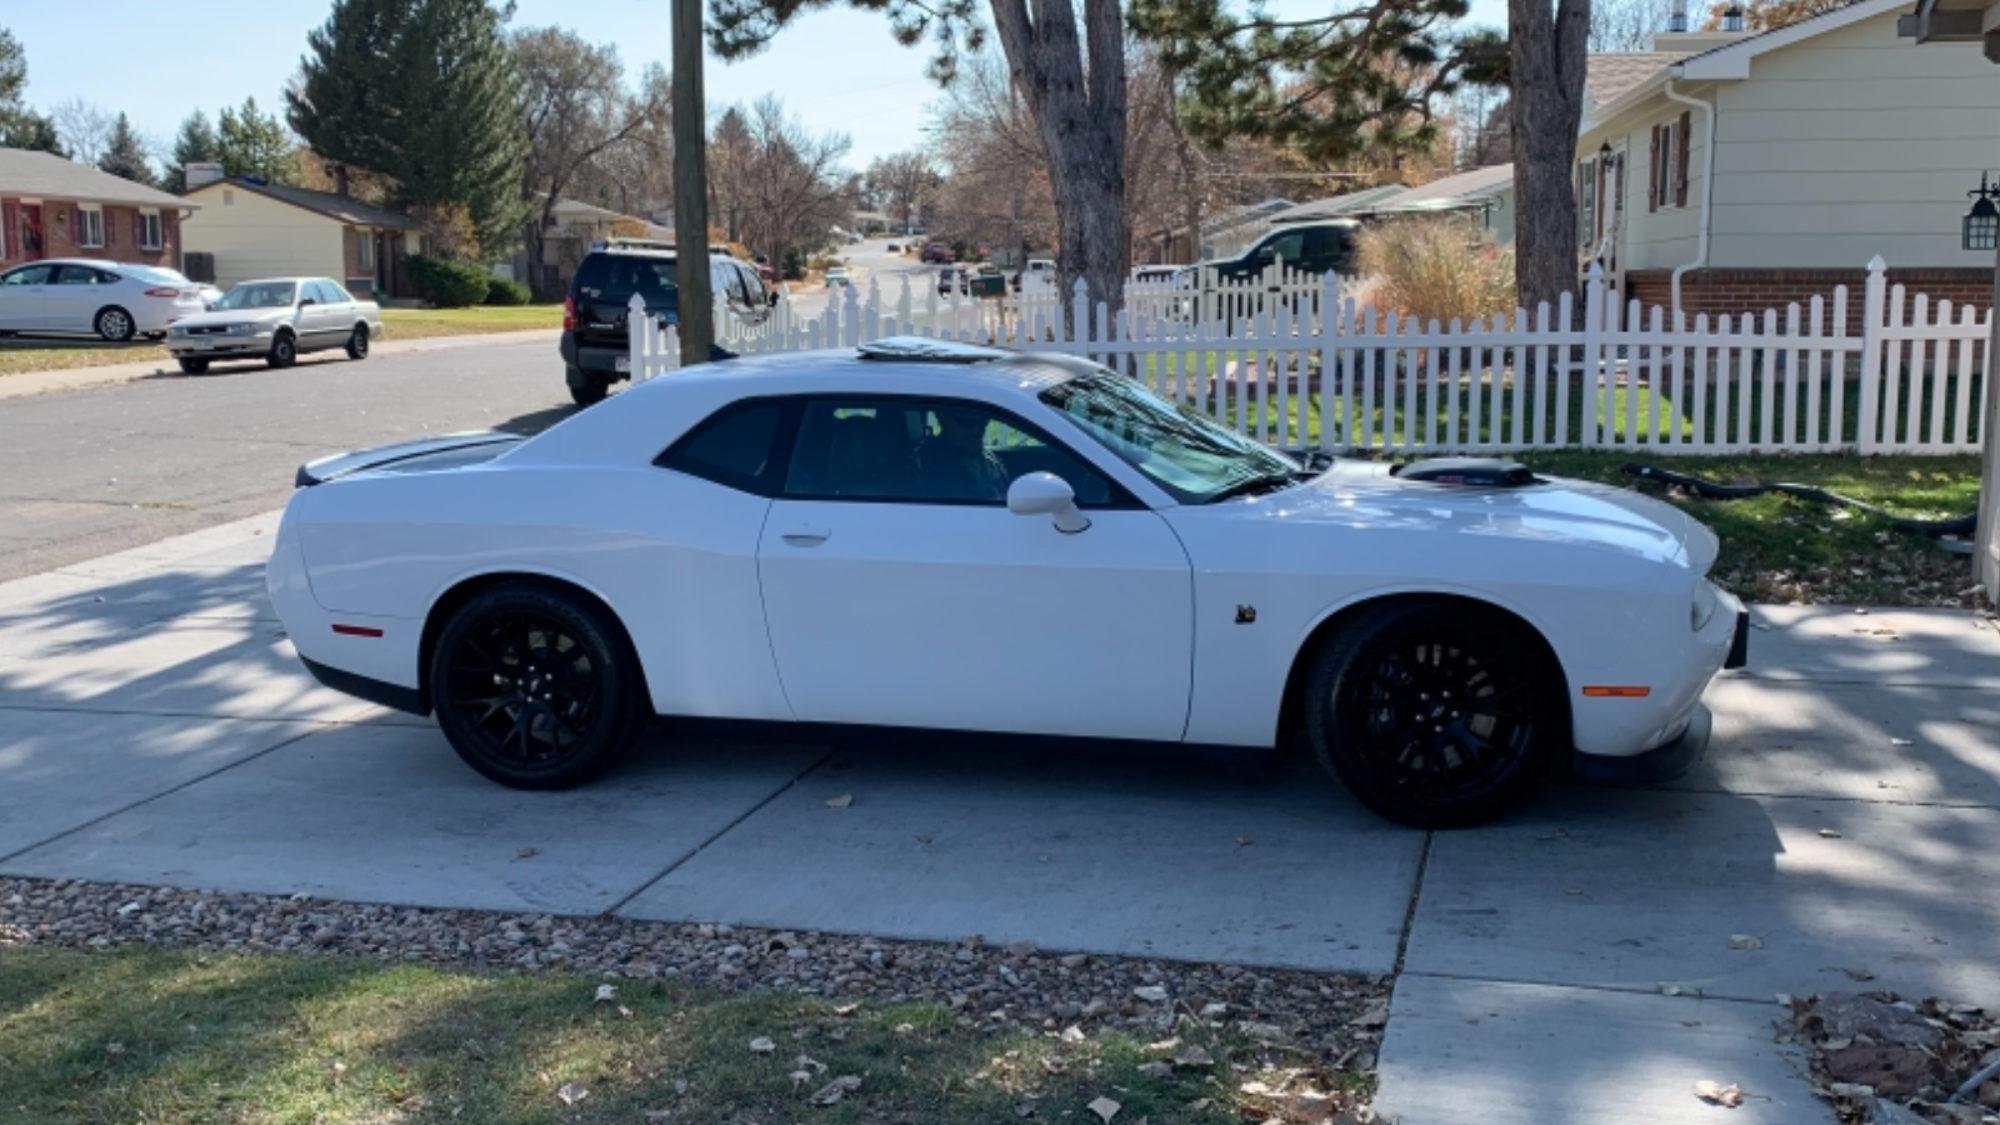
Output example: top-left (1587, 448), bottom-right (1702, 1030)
top-left (1208, 459), bottom-right (1717, 572)
top-left (173, 307), bottom-right (293, 328)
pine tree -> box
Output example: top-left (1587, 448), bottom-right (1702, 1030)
top-left (289, 0), bottom-right (529, 258)
top-left (97, 112), bottom-right (156, 185)
top-left (0, 27), bottom-right (64, 157)
top-left (217, 97), bottom-right (301, 184)
top-left (163, 110), bottom-right (221, 193)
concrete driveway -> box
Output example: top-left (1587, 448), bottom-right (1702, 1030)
top-left (2, 516), bottom-right (1998, 1124)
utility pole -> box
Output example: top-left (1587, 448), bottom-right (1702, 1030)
top-left (671, 0), bottom-right (714, 363)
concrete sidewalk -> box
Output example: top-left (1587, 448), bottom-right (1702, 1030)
top-left (0, 328), bottom-right (560, 400)
top-left (2, 516), bottom-right (1997, 1124)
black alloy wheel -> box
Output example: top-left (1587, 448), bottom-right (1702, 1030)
top-left (1307, 602), bottom-right (1557, 828)
top-left (569, 378), bottom-right (608, 406)
top-left (267, 331), bottom-right (297, 369)
top-left (430, 584), bottom-right (647, 789)
top-left (346, 325), bottom-right (370, 360)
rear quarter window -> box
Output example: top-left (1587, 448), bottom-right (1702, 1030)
top-left (656, 400), bottom-right (793, 495)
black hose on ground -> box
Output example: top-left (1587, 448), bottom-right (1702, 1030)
top-left (1620, 462), bottom-right (1978, 552)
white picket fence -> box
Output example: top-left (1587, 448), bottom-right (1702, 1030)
top-left (628, 255), bottom-right (1991, 456)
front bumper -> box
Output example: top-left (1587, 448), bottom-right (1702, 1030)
top-left (1573, 703), bottom-right (1712, 784)
top-left (166, 328), bottom-right (273, 358)
top-left (1569, 588), bottom-right (1745, 762)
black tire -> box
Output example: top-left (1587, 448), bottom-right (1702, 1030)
top-left (429, 584), bottom-right (649, 789)
top-left (176, 357), bottom-right (211, 375)
top-left (266, 331), bottom-right (297, 369)
top-left (346, 325), bottom-right (370, 360)
top-left (1305, 601), bottom-right (1560, 829)
top-left (568, 377), bottom-right (608, 407)
top-left (95, 306), bottom-right (136, 343)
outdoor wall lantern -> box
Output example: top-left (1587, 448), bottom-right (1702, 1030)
top-left (1964, 172), bottom-right (2000, 251)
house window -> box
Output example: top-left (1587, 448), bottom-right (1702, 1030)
top-left (138, 212), bottom-right (163, 251)
top-left (356, 230), bottom-right (374, 270)
top-left (1655, 121), bottom-right (1678, 211)
top-left (1649, 113), bottom-right (1691, 212)
top-left (1577, 157), bottom-right (1598, 250)
top-left (78, 206), bottom-right (105, 249)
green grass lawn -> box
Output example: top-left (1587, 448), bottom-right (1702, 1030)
top-left (0, 944), bottom-right (1358, 1125)
top-left (0, 306), bottom-right (561, 379)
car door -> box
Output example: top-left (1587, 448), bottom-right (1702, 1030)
top-left (46, 264), bottom-right (108, 332)
top-left (0, 263), bottom-right (54, 330)
top-left (314, 279), bottom-right (353, 347)
top-left (297, 280), bottom-right (336, 349)
top-left (756, 395), bottom-right (1195, 741)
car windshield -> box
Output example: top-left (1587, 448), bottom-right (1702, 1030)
top-left (574, 254), bottom-right (677, 301)
top-left (1039, 370), bottom-right (1305, 504)
top-left (215, 282), bottom-right (297, 309)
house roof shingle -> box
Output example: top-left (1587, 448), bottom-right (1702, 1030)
top-left (0, 146), bottom-right (197, 209)
top-left (187, 178), bottom-right (423, 230)
top-left (1585, 53), bottom-right (1681, 109)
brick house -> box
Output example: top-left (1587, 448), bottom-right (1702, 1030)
top-left (179, 171), bottom-right (424, 299)
top-left (0, 147), bottom-right (196, 271)
top-left (1577, 0), bottom-right (2000, 321)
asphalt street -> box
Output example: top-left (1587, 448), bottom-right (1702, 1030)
top-left (0, 333), bottom-right (571, 583)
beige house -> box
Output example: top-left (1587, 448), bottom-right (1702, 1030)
top-left (180, 171), bottom-right (424, 299)
top-left (1577, 0), bottom-right (2000, 319)
top-left (509, 197), bottom-right (670, 298)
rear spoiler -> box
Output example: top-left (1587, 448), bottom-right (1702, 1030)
top-left (295, 431), bottom-right (522, 488)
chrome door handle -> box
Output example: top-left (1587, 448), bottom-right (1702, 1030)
top-left (781, 526), bottom-right (830, 546)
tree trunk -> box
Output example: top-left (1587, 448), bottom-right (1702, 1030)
top-left (989, 0), bottom-right (1126, 324)
top-left (1508, 0), bottom-right (1591, 315)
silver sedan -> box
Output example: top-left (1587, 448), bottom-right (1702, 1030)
top-left (163, 277), bottom-right (384, 374)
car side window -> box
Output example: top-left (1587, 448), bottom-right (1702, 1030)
top-left (53, 266), bottom-right (98, 285)
top-left (656, 400), bottom-right (790, 495)
top-left (2, 266), bottom-right (52, 286)
top-left (326, 281), bottom-right (357, 304)
top-left (782, 398), bottom-right (1127, 508)
top-left (1262, 232), bottom-right (1306, 265)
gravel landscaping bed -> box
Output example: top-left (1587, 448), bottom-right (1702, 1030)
top-left (0, 875), bottom-right (1394, 1069)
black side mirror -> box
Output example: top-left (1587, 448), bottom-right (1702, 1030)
top-left (299, 298), bottom-right (317, 307)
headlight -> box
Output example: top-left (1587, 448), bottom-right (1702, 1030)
top-left (1691, 580), bottom-right (1720, 632)
top-left (226, 323), bottom-right (254, 336)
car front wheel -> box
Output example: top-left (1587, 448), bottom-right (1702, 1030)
top-left (176, 357), bottom-right (211, 375)
top-left (346, 325), bottom-right (370, 360)
top-left (267, 331), bottom-right (297, 369)
top-left (430, 584), bottom-right (649, 789)
top-left (1306, 601), bottom-right (1560, 829)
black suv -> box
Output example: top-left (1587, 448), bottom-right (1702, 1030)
top-left (560, 242), bottom-right (772, 406)
top-left (1204, 220), bottom-right (1360, 282)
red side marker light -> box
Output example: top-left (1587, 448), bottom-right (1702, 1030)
top-left (332, 624), bottom-right (384, 638)
top-left (1581, 685), bottom-right (1650, 698)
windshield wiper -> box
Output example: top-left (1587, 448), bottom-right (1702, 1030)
top-left (1203, 469), bottom-right (1315, 505)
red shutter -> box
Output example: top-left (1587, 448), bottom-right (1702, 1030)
top-left (1675, 111), bottom-right (1691, 209)
top-left (1648, 126), bottom-right (1661, 213)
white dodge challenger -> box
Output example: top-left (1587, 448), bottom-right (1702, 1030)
top-left (271, 339), bottom-right (1747, 827)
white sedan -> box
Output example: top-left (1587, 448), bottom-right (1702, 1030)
top-left (164, 277), bottom-right (383, 374)
top-left (0, 258), bottom-right (209, 341)
top-left (270, 339), bottom-right (1747, 828)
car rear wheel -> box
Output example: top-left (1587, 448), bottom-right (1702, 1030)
top-left (430, 584), bottom-right (648, 789)
top-left (95, 307), bottom-right (136, 342)
top-left (1305, 601), bottom-right (1559, 828)
top-left (176, 357), bottom-right (211, 375)
top-left (267, 331), bottom-right (297, 369)
top-left (569, 377), bottom-right (608, 406)
top-left (346, 325), bottom-right (370, 360)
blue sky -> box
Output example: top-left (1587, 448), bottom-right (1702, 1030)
top-left (8, 0), bottom-right (1508, 171)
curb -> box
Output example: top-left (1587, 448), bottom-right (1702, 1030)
top-left (0, 328), bottom-right (561, 402)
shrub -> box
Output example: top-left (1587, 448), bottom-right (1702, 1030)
top-left (484, 276), bottom-right (530, 306)
top-left (1356, 218), bottom-right (1516, 327)
top-left (405, 255), bottom-right (493, 308)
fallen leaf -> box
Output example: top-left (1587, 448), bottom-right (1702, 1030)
top-left (789, 1070), bottom-right (813, 1090)
top-left (1692, 1080), bottom-right (1743, 1108)
top-left (810, 1075), bottom-right (863, 1106)
top-left (1138, 1062), bottom-right (1173, 1079)
top-left (1729, 935), bottom-right (1763, 951)
top-left (915, 835), bottom-right (932, 844)
top-left (1133, 985), bottom-right (1169, 1003)
top-left (795, 1053), bottom-right (827, 1074)
top-left (1234, 836), bottom-right (1252, 847)
top-left (1199, 1002), bottom-right (1228, 1019)
top-left (1173, 1045), bottom-right (1215, 1067)
top-left (1352, 1002), bottom-right (1391, 1029)
top-left (1015, 1104), bottom-right (1037, 1118)
top-left (1060, 1025), bottom-right (1087, 1043)
top-left (516, 846), bottom-right (539, 859)
top-left (557, 1082), bottom-right (589, 1106)
top-left (594, 984), bottom-right (618, 1004)
top-left (618, 1005), bottom-right (633, 1018)
top-left (1819, 829), bottom-right (1843, 839)
top-left (834, 1003), bottom-right (861, 1018)
top-left (1843, 967), bottom-right (1877, 982)
top-left (749, 1037), bottom-right (776, 1054)
top-left (1564, 887), bottom-right (1584, 896)
top-left (1659, 983), bottom-right (1684, 997)
top-left (1891, 738), bottom-right (1914, 747)
top-left (825, 794), bottom-right (854, 809)
top-left (1087, 1095), bottom-right (1121, 1122)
